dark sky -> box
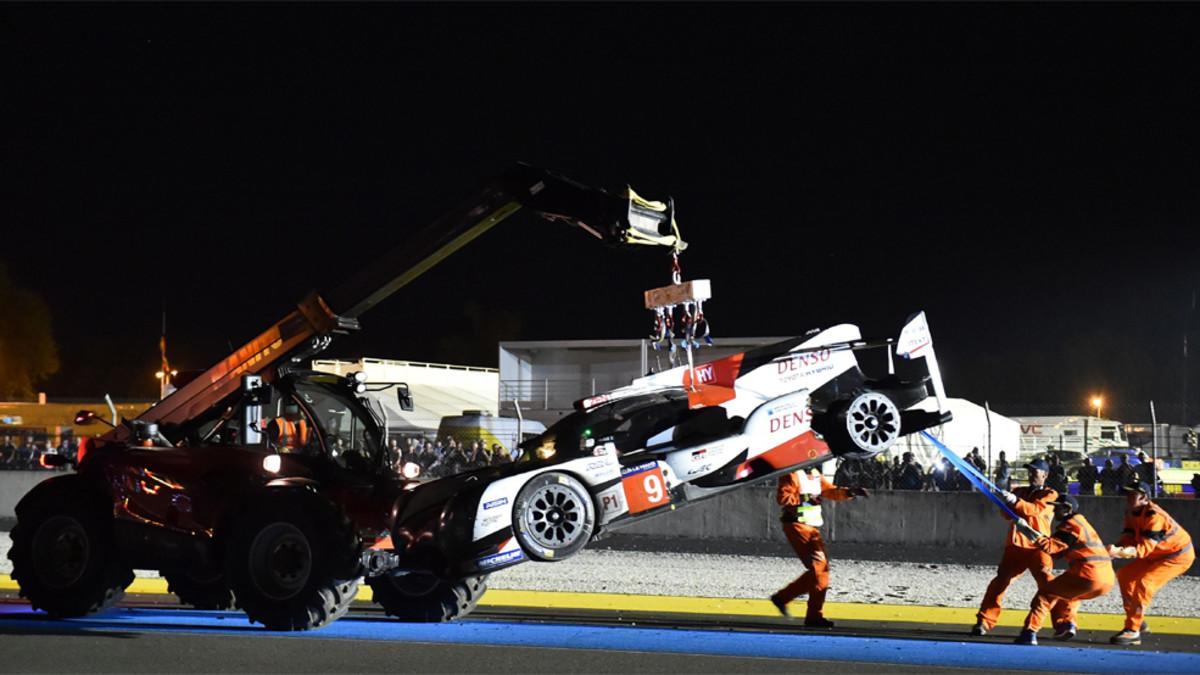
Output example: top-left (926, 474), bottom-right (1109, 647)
top-left (3, 4), bottom-right (1198, 422)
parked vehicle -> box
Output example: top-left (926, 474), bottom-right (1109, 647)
top-left (1087, 447), bottom-right (1143, 469)
top-left (1008, 449), bottom-right (1089, 485)
top-left (1033, 449), bottom-right (1088, 471)
top-left (1015, 416), bottom-right (1127, 455)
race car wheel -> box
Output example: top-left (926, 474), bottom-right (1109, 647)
top-left (512, 472), bottom-right (595, 561)
top-left (8, 480), bottom-right (133, 617)
top-left (367, 573), bottom-right (488, 622)
top-left (820, 391), bottom-right (902, 459)
top-left (844, 391), bottom-right (901, 453)
top-left (224, 494), bottom-right (361, 630)
top-left (163, 568), bottom-right (235, 610)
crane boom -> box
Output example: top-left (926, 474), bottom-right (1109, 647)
top-left (115, 164), bottom-right (684, 437)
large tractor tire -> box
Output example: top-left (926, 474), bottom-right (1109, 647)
top-left (512, 471), bottom-right (595, 562)
top-left (821, 391), bottom-right (902, 459)
top-left (223, 493), bottom-right (360, 630)
top-left (367, 573), bottom-right (488, 622)
top-left (8, 478), bottom-right (133, 617)
top-left (162, 568), bottom-right (235, 610)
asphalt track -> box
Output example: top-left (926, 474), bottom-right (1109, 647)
top-left (2, 579), bottom-right (1199, 673)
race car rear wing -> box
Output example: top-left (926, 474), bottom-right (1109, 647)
top-left (894, 311), bottom-right (949, 414)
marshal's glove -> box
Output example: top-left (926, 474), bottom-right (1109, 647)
top-left (1107, 544), bottom-right (1136, 559)
top-left (1015, 520), bottom-right (1041, 541)
top-left (999, 490), bottom-right (1019, 506)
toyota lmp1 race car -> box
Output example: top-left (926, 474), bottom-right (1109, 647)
top-left (430, 311), bottom-right (952, 581)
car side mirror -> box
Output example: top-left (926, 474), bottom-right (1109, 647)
top-left (40, 453), bottom-right (70, 468)
top-left (75, 410), bottom-right (97, 425)
top-left (397, 384), bottom-right (414, 412)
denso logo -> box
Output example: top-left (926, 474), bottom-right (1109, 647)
top-left (777, 349), bottom-right (831, 374)
top-left (769, 408), bottom-right (813, 433)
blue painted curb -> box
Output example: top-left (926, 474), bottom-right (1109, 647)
top-left (2, 607), bottom-right (1197, 673)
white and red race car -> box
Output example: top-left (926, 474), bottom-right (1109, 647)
top-left (378, 311), bottom-right (952, 619)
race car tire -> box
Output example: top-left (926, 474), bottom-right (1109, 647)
top-left (163, 568), bottom-right (235, 610)
top-left (224, 493), bottom-right (361, 630)
top-left (512, 471), bottom-right (595, 561)
top-left (8, 479), bottom-right (134, 617)
top-left (367, 573), bottom-right (488, 622)
top-left (822, 391), bottom-right (902, 459)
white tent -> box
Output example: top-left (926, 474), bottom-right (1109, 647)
top-left (891, 397), bottom-right (1021, 471)
top-left (311, 358), bottom-right (499, 436)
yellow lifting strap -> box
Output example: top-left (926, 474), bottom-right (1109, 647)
top-left (623, 186), bottom-right (687, 252)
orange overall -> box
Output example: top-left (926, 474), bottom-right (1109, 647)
top-left (1023, 513), bottom-right (1114, 632)
top-left (976, 485), bottom-right (1058, 631)
top-left (1115, 502), bottom-right (1195, 631)
top-left (773, 470), bottom-right (853, 620)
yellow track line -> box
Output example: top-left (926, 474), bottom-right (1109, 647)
top-left (3, 574), bottom-right (1197, 635)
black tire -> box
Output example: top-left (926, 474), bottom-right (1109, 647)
top-left (223, 493), bottom-right (361, 630)
top-left (163, 569), bottom-right (235, 610)
top-left (512, 472), bottom-right (595, 562)
top-left (367, 573), bottom-right (487, 622)
top-left (8, 480), bottom-right (133, 617)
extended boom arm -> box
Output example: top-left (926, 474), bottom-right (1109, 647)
top-left (117, 164), bottom-right (684, 438)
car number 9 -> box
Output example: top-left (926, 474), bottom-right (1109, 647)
top-left (643, 473), bottom-right (664, 504)
top-left (622, 465), bottom-right (670, 514)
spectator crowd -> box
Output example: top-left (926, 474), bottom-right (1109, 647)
top-left (386, 436), bottom-right (520, 479)
top-left (835, 447), bottom-right (993, 492)
top-left (0, 435), bottom-right (77, 470)
top-left (834, 446), bottom-right (1193, 499)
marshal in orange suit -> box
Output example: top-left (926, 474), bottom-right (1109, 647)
top-left (1108, 481), bottom-right (1195, 646)
top-left (1014, 495), bottom-right (1114, 646)
top-left (972, 458), bottom-right (1058, 636)
top-left (770, 467), bottom-right (867, 627)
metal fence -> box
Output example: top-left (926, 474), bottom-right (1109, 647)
top-left (499, 379), bottom-right (615, 411)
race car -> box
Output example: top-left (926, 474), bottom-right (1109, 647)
top-left (382, 311), bottom-right (952, 601)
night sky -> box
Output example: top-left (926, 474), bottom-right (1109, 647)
top-left (3, 4), bottom-right (1198, 423)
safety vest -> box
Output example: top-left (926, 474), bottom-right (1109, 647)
top-left (790, 471), bottom-right (826, 527)
top-left (266, 418), bottom-right (309, 449)
top-left (1054, 514), bottom-right (1112, 569)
